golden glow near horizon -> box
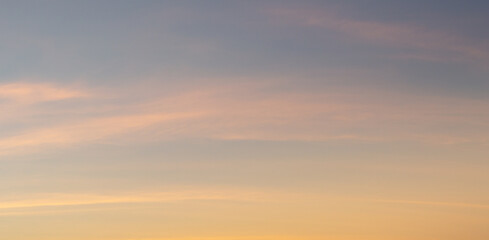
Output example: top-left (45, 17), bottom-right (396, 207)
top-left (1, 1), bottom-right (489, 240)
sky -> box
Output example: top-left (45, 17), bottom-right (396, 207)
top-left (1, 1), bottom-right (489, 239)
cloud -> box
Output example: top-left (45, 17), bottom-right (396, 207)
top-left (0, 82), bottom-right (87, 104)
top-left (371, 199), bottom-right (489, 210)
top-left (0, 187), bottom-right (278, 216)
top-left (0, 112), bottom-right (205, 155)
top-left (121, 236), bottom-right (324, 240)
top-left (268, 7), bottom-right (489, 63)
top-left (1, 79), bottom-right (488, 157)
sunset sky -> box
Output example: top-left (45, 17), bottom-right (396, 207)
top-left (1, 1), bottom-right (489, 240)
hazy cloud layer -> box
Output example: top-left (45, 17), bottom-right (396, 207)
top-left (1, 79), bottom-right (488, 157)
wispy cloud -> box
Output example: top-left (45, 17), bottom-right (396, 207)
top-left (0, 82), bottom-right (87, 104)
top-left (121, 236), bottom-right (324, 240)
top-left (1, 79), bottom-right (488, 157)
top-left (0, 112), bottom-right (204, 155)
top-left (371, 198), bottom-right (489, 210)
top-left (269, 7), bottom-right (489, 63)
top-left (0, 187), bottom-right (278, 216)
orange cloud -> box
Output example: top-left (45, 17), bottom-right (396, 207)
top-left (0, 112), bottom-right (205, 155)
top-left (0, 82), bottom-right (87, 104)
top-left (371, 198), bottom-right (489, 210)
top-left (121, 236), bottom-right (325, 240)
top-left (0, 187), bottom-right (278, 214)
top-left (1, 80), bottom-right (488, 157)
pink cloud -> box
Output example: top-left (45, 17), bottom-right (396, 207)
top-left (269, 7), bottom-right (489, 63)
top-left (0, 82), bottom-right (87, 104)
top-left (1, 79), bottom-right (488, 156)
